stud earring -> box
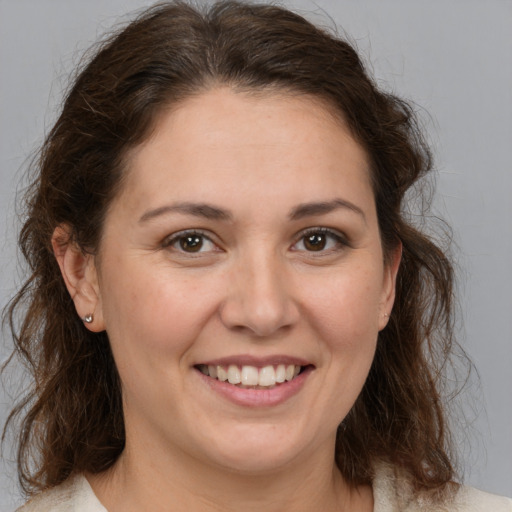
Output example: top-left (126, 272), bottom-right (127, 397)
top-left (383, 312), bottom-right (389, 318)
top-left (82, 314), bottom-right (93, 324)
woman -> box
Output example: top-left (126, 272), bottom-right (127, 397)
top-left (3, 1), bottom-right (511, 510)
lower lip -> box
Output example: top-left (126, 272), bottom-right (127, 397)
top-left (196, 367), bottom-right (313, 408)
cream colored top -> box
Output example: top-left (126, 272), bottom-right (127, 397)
top-left (17, 462), bottom-right (512, 511)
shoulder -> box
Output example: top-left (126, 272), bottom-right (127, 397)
top-left (373, 460), bottom-right (512, 512)
top-left (454, 485), bottom-right (512, 512)
top-left (16, 474), bottom-right (107, 512)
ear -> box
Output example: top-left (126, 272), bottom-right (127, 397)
top-left (52, 225), bottom-right (105, 332)
top-left (378, 242), bottom-right (402, 331)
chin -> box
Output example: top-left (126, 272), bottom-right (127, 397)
top-left (211, 449), bottom-right (298, 475)
top-left (198, 424), bottom-right (315, 474)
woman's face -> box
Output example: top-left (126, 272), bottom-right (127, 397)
top-left (90, 88), bottom-right (398, 473)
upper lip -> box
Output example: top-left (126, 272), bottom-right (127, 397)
top-left (196, 355), bottom-right (312, 368)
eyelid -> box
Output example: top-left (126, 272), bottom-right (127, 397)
top-left (299, 226), bottom-right (347, 239)
top-left (161, 226), bottom-right (348, 254)
top-left (162, 229), bottom-right (221, 253)
top-left (291, 226), bottom-right (349, 252)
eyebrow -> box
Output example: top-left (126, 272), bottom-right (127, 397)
top-left (139, 202), bottom-right (233, 223)
top-left (288, 199), bottom-right (366, 223)
top-left (138, 198), bottom-right (366, 224)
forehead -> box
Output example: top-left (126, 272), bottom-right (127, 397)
top-left (117, 87), bottom-right (373, 214)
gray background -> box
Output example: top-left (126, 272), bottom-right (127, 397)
top-left (1, 0), bottom-right (511, 509)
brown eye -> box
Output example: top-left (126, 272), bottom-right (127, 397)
top-left (292, 228), bottom-right (346, 254)
top-left (164, 231), bottom-right (217, 254)
top-left (179, 234), bottom-right (204, 252)
top-left (303, 233), bottom-right (327, 251)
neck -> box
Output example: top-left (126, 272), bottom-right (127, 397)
top-left (88, 435), bottom-right (366, 512)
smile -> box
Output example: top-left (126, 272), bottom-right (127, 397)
top-left (196, 364), bottom-right (304, 388)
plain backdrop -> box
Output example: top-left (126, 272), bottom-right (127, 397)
top-left (1, 0), bottom-right (511, 509)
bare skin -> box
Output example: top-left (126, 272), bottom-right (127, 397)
top-left (87, 448), bottom-right (374, 511)
top-left (55, 88), bottom-right (398, 511)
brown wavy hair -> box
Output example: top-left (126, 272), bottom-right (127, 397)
top-left (3, 0), bottom-right (459, 497)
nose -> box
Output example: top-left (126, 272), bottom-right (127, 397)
top-left (219, 252), bottom-right (300, 337)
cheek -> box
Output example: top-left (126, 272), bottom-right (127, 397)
top-left (299, 270), bottom-right (382, 430)
top-left (304, 266), bottom-right (384, 344)
top-left (98, 261), bottom-right (219, 361)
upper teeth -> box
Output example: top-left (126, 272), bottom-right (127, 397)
top-left (199, 364), bottom-right (301, 387)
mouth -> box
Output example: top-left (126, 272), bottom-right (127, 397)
top-left (194, 363), bottom-right (311, 389)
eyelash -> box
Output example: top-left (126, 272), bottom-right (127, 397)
top-left (291, 227), bottom-right (348, 254)
top-left (162, 227), bottom-right (349, 256)
top-left (162, 229), bottom-right (218, 255)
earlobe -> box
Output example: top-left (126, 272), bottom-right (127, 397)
top-left (378, 243), bottom-right (402, 330)
top-left (51, 225), bottom-right (105, 332)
